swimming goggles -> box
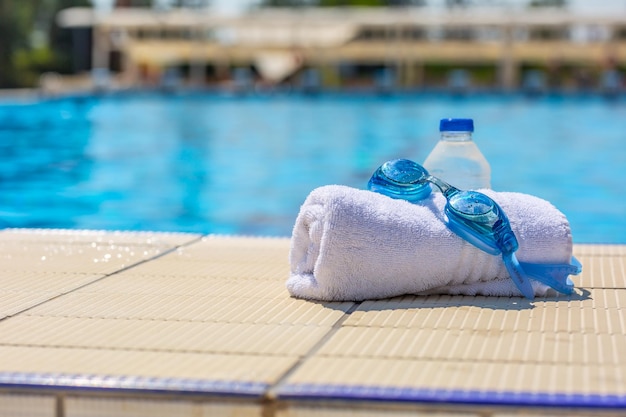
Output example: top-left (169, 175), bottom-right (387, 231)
top-left (368, 159), bottom-right (581, 299)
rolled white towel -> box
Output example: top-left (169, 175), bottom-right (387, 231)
top-left (287, 185), bottom-right (574, 301)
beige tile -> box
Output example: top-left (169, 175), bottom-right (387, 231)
top-left (573, 244), bottom-right (626, 257)
top-left (0, 230), bottom-right (196, 286)
top-left (0, 231), bottom-right (624, 416)
top-left (0, 271), bottom-right (104, 293)
top-left (176, 235), bottom-right (290, 263)
top-left (278, 405), bottom-right (480, 417)
top-left (282, 356), bottom-right (626, 397)
top-left (25, 291), bottom-right (350, 325)
top-left (73, 274), bottom-right (288, 298)
top-left (0, 290), bottom-right (59, 319)
top-left (316, 326), bottom-right (625, 365)
top-left (0, 393), bottom-right (55, 417)
top-left (117, 235), bottom-right (290, 281)
top-left (575, 254), bottom-right (626, 289)
top-left (493, 412), bottom-right (626, 417)
top-left (0, 315), bottom-right (331, 356)
top-left (65, 396), bottom-right (260, 417)
top-left (0, 243), bottom-right (171, 275)
top-left (0, 270), bottom-right (103, 319)
top-left (193, 235), bottom-right (291, 250)
top-left (345, 300), bottom-right (525, 330)
top-left (125, 257), bottom-right (288, 280)
top-left (344, 289), bottom-right (626, 333)
top-left (0, 228), bottom-right (199, 246)
top-left (0, 345), bottom-right (295, 386)
top-left (0, 241), bottom-right (162, 260)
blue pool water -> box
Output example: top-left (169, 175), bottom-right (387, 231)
top-left (1, 92), bottom-right (624, 243)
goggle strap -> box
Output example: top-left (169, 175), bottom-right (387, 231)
top-left (519, 256), bottom-right (582, 295)
top-left (502, 252), bottom-right (536, 299)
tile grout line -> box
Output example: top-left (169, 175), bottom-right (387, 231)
top-left (0, 235), bottom-right (205, 322)
top-left (263, 301), bottom-right (362, 403)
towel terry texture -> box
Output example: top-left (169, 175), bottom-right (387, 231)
top-left (288, 185), bottom-right (574, 301)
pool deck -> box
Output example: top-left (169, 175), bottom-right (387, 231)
top-left (0, 228), bottom-right (625, 416)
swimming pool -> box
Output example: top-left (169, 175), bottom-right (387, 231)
top-left (1, 92), bottom-right (624, 243)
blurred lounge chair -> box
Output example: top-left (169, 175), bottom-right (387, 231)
top-left (375, 67), bottom-right (397, 94)
top-left (600, 69), bottom-right (622, 97)
top-left (231, 67), bottom-right (253, 93)
top-left (161, 67), bottom-right (183, 92)
top-left (254, 51), bottom-right (302, 89)
top-left (299, 68), bottom-right (321, 94)
top-left (522, 69), bottom-right (546, 96)
top-left (92, 68), bottom-right (111, 93)
top-left (38, 72), bottom-right (63, 97)
top-left (447, 69), bottom-right (471, 95)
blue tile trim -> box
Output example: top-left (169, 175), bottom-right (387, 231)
top-left (278, 383), bottom-right (626, 409)
top-left (0, 372), bottom-right (267, 398)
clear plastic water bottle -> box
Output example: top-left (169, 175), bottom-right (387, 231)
top-left (423, 118), bottom-right (491, 190)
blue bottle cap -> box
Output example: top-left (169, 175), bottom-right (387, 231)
top-left (440, 118), bottom-right (474, 132)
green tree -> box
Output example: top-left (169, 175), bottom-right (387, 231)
top-left (0, 0), bottom-right (90, 88)
top-left (529, 0), bottom-right (567, 6)
top-left (260, 0), bottom-right (423, 6)
top-left (0, 1), bottom-right (37, 87)
top-left (319, 0), bottom-right (386, 5)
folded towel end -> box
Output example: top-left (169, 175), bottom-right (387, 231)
top-left (288, 185), bottom-right (577, 302)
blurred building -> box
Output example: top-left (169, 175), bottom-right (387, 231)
top-left (56, 2), bottom-right (626, 92)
